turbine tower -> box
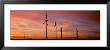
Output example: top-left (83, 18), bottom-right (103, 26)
top-left (61, 27), bottom-right (62, 39)
top-left (76, 26), bottom-right (78, 40)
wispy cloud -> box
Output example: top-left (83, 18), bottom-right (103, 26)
top-left (11, 10), bottom-right (100, 39)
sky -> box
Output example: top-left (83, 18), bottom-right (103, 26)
top-left (10, 10), bottom-right (100, 40)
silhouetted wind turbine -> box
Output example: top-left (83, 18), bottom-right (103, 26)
top-left (23, 31), bottom-right (27, 40)
top-left (43, 12), bottom-right (48, 39)
top-left (54, 21), bottom-right (57, 39)
top-left (61, 27), bottom-right (62, 39)
top-left (24, 33), bottom-right (25, 39)
top-left (76, 26), bottom-right (79, 40)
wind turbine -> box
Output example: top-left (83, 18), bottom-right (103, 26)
top-left (76, 25), bottom-right (79, 40)
top-left (61, 27), bottom-right (62, 39)
top-left (54, 21), bottom-right (57, 39)
top-left (43, 12), bottom-right (48, 39)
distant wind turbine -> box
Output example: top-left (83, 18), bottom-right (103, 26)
top-left (61, 27), bottom-right (62, 39)
top-left (43, 12), bottom-right (48, 39)
top-left (54, 21), bottom-right (57, 39)
top-left (76, 25), bottom-right (79, 40)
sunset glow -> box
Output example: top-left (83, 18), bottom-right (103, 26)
top-left (10, 10), bottom-right (100, 40)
